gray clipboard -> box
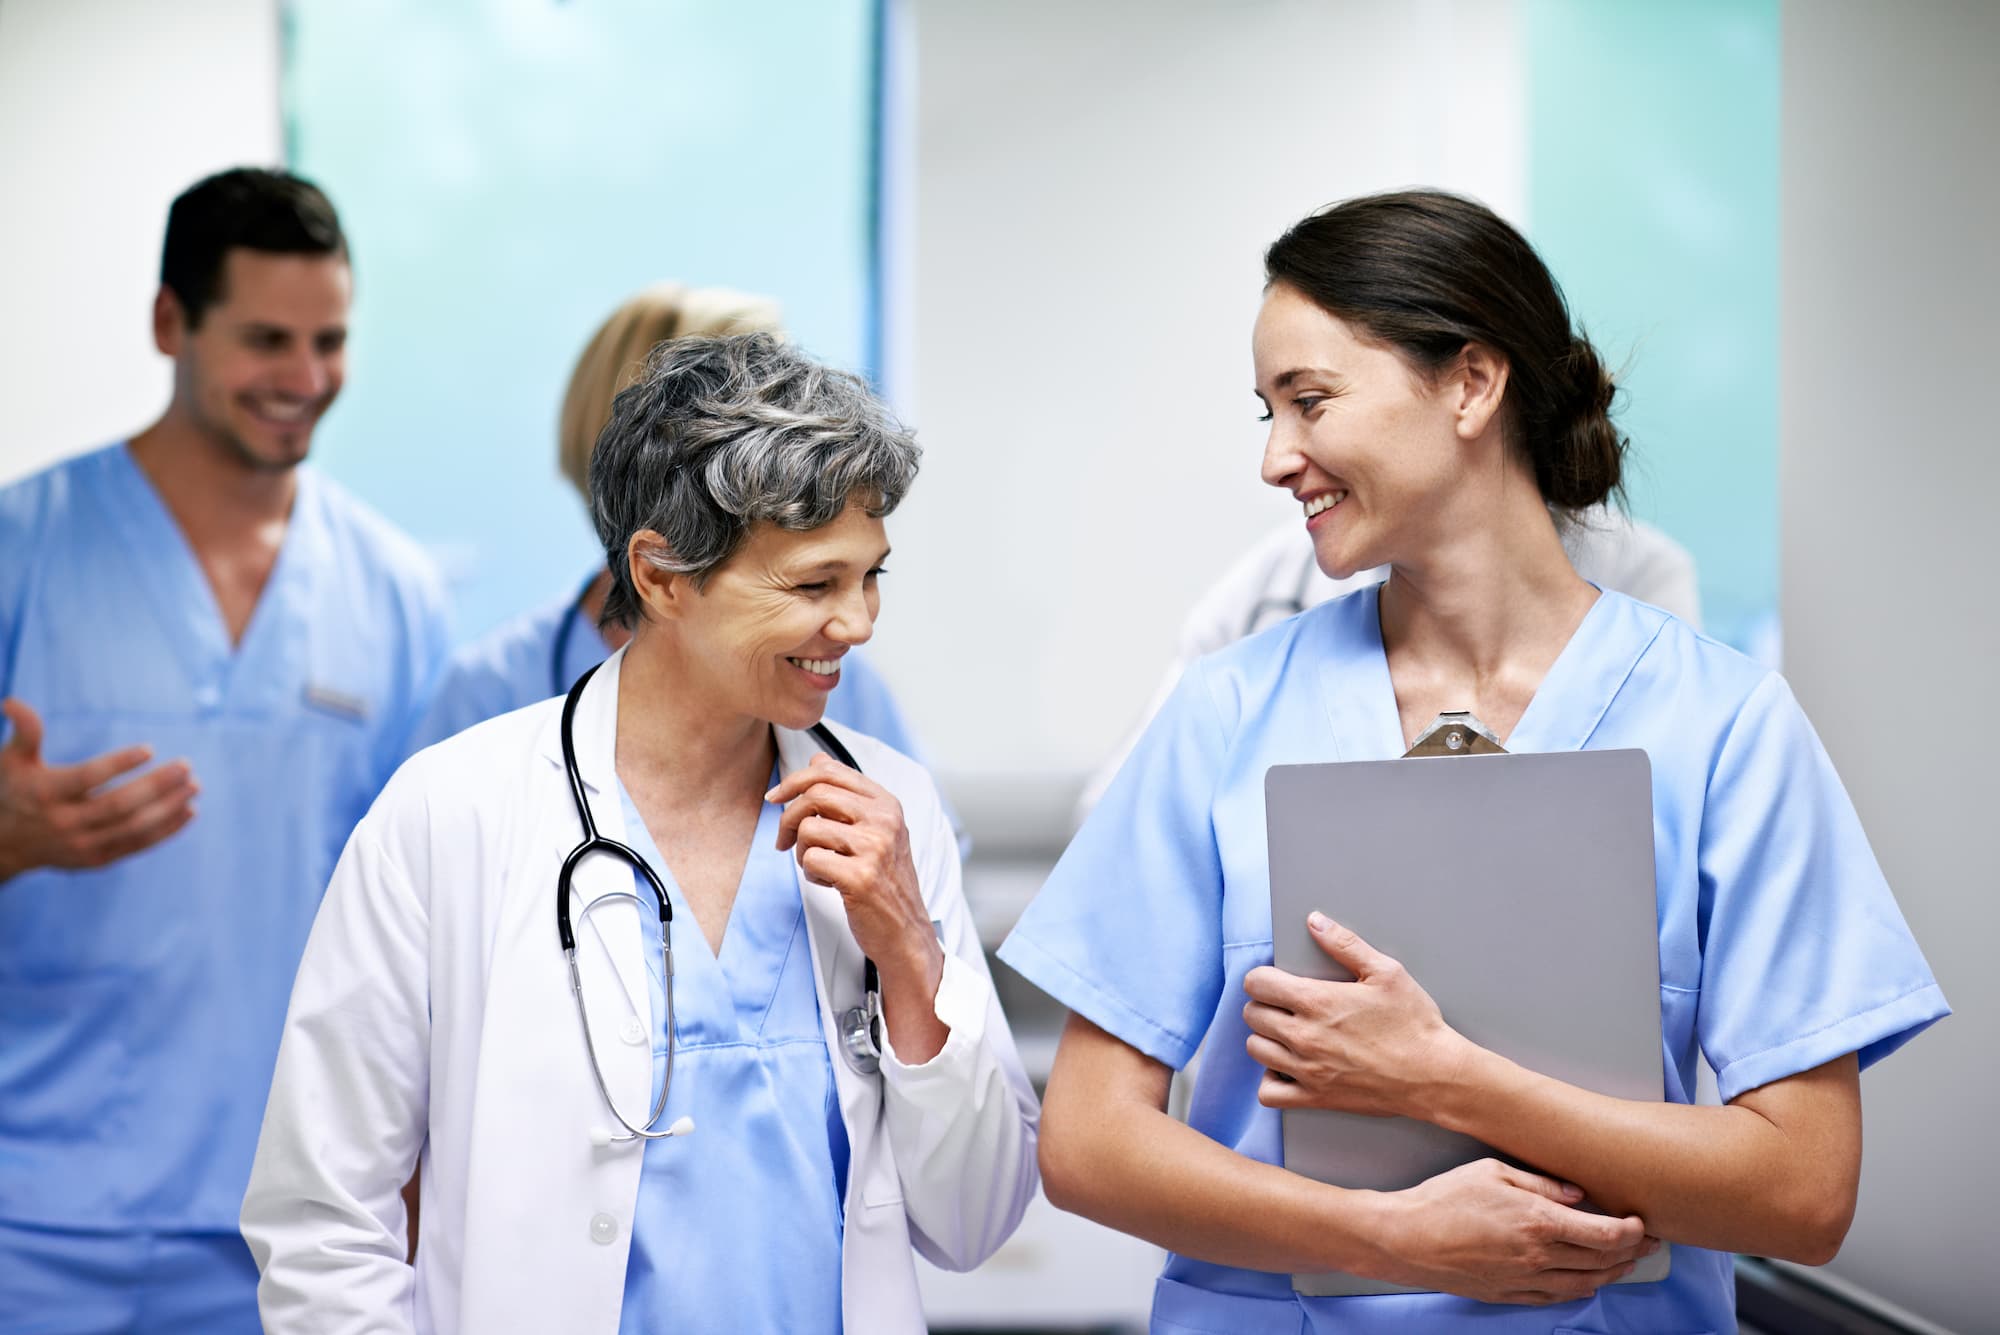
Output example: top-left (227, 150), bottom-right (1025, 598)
top-left (1265, 746), bottom-right (1670, 1296)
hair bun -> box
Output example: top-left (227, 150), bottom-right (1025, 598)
top-left (1541, 335), bottom-right (1625, 510)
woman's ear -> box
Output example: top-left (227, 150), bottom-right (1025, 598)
top-left (1450, 342), bottom-right (1511, 442)
top-left (627, 530), bottom-right (687, 624)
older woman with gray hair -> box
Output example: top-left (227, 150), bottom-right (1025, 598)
top-left (242, 334), bottom-right (1039, 1335)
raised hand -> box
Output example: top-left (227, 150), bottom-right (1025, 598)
top-left (0, 698), bottom-right (198, 884)
top-left (768, 751), bottom-right (947, 1062)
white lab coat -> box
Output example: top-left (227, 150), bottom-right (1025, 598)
top-left (1077, 507), bottom-right (1702, 815)
top-left (242, 649), bottom-right (1039, 1334)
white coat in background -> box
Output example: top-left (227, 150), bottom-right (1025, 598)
top-left (241, 650), bottom-right (1039, 1335)
top-left (1078, 506), bottom-right (1701, 816)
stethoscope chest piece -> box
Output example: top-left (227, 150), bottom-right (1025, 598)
top-left (839, 968), bottom-right (884, 1075)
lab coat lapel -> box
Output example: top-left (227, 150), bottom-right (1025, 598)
top-left (538, 649), bottom-right (655, 1066)
top-left (773, 726), bottom-right (869, 1027)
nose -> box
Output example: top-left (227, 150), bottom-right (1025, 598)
top-left (825, 581), bottom-right (876, 647)
top-left (276, 349), bottom-right (334, 400)
top-left (1259, 417), bottom-right (1305, 493)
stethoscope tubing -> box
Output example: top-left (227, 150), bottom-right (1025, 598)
top-left (556, 659), bottom-right (883, 1145)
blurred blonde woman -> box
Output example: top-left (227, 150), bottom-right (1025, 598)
top-left (411, 284), bottom-right (929, 757)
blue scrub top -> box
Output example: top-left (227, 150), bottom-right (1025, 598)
top-left (1000, 584), bottom-right (1947, 1335)
top-left (611, 778), bottom-right (845, 1335)
top-left (410, 576), bottom-right (929, 762)
top-left (0, 443), bottom-right (449, 1232)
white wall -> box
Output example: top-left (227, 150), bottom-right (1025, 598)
top-left (891, 0), bottom-right (1524, 786)
top-left (1780, 4), bottom-right (2000, 1329)
top-left (0, 0), bottom-right (281, 485)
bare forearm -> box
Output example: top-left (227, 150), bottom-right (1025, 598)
top-left (1433, 1049), bottom-right (1858, 1262)
top-left (1043, 1079), bottom-right (1389, 1275)
top-left (878, 936), bottom-right (949, 1064)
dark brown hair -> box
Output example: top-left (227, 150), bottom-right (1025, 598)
top-left (1265, 189), bottom-right (1624, 511)
top-left (161, 168), bottom-right (347, 330)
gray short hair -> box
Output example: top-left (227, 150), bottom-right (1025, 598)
top-left (589, 333), bottom-right (921, 628)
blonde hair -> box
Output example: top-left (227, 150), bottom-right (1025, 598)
top-left (556, 283), bottom-right (784, 497)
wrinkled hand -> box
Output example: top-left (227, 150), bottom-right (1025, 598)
top-left (768, 752), bottom-right (946, 1061)
top-left (1375, 1158), bottom-right (1656, 1305)
top-left (0, 699), bottom-right (198, 884)
top-left (1245, 912), bottom-right (1470, 1116)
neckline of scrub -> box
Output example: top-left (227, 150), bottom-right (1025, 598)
top-left (1314, 580), bottom-right (1640, 761)
top-left (105, 441), bottom-right (316, 691)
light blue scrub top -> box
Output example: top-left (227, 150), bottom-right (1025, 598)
top-left (612, 776), bottom-right (846, 1335)
top-left (410, 576), bottom-right (928, 762)
top-left (1000, 584), bottom-right (1948, 1335)
top-left (0, 443), bottom-right (449, 1232)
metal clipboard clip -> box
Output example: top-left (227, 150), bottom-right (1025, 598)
top-left (1403, 710), bottom-right (1507, 758)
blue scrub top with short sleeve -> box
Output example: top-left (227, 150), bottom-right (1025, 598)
top-left (0, 443), bottom-right (449, 1232)
top-left (999, 583), bottom-right (1947, 1335)
top-left (610, 776), bottom-right (846, 1335)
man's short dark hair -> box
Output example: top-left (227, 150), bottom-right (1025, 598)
top-left (160, 168), bottom-right (347, 328)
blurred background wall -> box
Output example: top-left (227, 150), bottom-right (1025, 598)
top-left (0, 0), bottom-right (1991, 1328)
top-left (0, 0), bottom-right (281, 483)
top-left (1780, 4), bottom-right (1998, 1332)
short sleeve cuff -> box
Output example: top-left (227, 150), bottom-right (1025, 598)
top-left (997, 931), bottom-right (1200, 1070)
top-left (1713, 981), bottom-right (1951, 1103)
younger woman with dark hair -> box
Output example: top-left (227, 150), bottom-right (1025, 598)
top-left (1000, 190), bottom-right (1945, 1333)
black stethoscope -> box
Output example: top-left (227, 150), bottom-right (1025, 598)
top-left (556, 660), bottom-right (885, 1148)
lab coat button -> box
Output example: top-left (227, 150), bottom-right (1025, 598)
top-left (590, 1213), bottom-right (619, 1245)
top-left (619, 1016), bottom-right (646, 1045)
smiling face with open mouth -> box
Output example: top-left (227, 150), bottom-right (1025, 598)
top-left (666, 499), bottom-right (891, 732)
top-left (1252, 282), bottom-right (1468, 581)
top-left (165, 248), bottom-right (351, 473)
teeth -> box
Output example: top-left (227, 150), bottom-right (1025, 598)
top-left (1303, 490), bottom-right (1347, 518)
top-left (253, 400), bottom-right (309, 423)
top-left (789, 657), bottom-right (841, 676)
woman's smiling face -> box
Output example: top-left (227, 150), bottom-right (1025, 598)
top-left (660, 499), bottom-right (889, 731)
top-left (1253, 282), bottom-right (1467, 580)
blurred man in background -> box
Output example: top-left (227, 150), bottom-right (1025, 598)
top-left (0, 167), bottom-right (448, 1333)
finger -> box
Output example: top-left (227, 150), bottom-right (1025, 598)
top-left (1503, 1260), bottom-right (1637, 1304)
top-left (1497, 1163), bottom-right (1586, 1205)
top-left (1537, 1200), bottom-right (1647, 1253)
top-left (1306, 912), bottom-right (1395, 980)
top-left (796, 843), bottom-right (848, 889)
top-left (1256, 1069), bottom-right (1306, 1108)
top-left (76, 762), bottom-right (195, 829)
top-left (1245, 1032), bottom-right (1299, 1077)
top-left (775, 783), bottom-right (867, 851)
top-left (86, 792), bottom-right (197, 866)
top-left (1241, 999), bottom-right (1298, 1042)
top-left (1543, 1236), bottom-right (1659, 1270)
top-left (1241, 965), bottom-right (1314, 1010)
top-left (2, 699), bottom-right (45, 760)
top-left (792, 813), bottom-right (857, 857)
top-left (50, 745), bottom-right (159, 800)
top-left (766, 752), bottom-right (882, 806)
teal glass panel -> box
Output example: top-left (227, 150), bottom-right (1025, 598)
top-left (1526, 0), bottom-right (1780, 656)
top-left (282, 0), bottom-right (878, 642)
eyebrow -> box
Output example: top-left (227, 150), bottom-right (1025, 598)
top-left (794, 546), bottom-right (892, 574)
top-left (1273, 366), bottom-right (1341, 390)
